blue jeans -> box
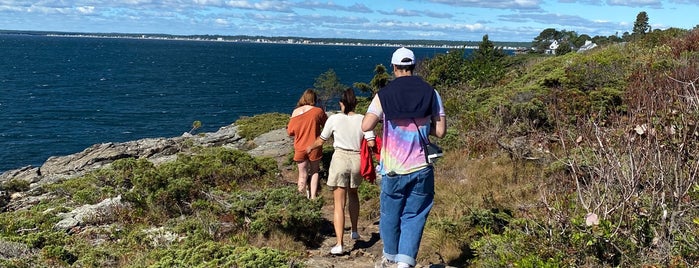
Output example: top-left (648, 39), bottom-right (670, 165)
top-left (379, 166), bottom-right (434, 266)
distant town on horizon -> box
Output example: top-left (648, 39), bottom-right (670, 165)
top-left (0, 29), bottom-right (532, 50)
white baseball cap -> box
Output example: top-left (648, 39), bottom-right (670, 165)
top-left (391, 47), bottom-right (415, 66)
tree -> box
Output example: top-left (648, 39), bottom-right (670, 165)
top-left (633, 11), bottom-right (650, 36)
top-left (555, 40), bottom-right (572, 55)
top-left (313, 69), bottom-right (347, 110)
top-left (421, 48), bottom-right (467, 88)
top-left (468, 34), bottom-right (508, 87)
top-left (471, 34), bottom-right (507, 62)
top-left (353, 64), bottom-right (390, 96)
top-left (532, 28), bottom-right (561, 53)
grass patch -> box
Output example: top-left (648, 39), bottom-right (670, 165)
top-left (235, 112), bottom-right (290, 140)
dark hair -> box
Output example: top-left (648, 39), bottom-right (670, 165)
top-left (296, 89), bottom-right (317, 107)
top-left (394, 61), bottom-right (415, 71)
top-left (339, 88), bottom-right (357, 114)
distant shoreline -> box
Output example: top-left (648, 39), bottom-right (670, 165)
top-left (0, 29), bottom-right (530, 51)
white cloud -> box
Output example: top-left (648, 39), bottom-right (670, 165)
top-left (295, 1), bottom-right (373, 13)
top-left (194, 0), bottom-right (225, 5)
top-left (379, 8), bottom-right (452, 18)
top-left (225, 0), bottom-right (294, 12)
top-left (606, 0), bottom-right (663, 8)
top-left (557, 0), bottom-right (603, 3)
top-left (670, 0), bottom-right (697, 4)
top-left (76, 6), bottom-right (95, 14)
top-left (427, 0), bottom-right (542, 9)
top-left (393, 8), bottom-right (421, 17)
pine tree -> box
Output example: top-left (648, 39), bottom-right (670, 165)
top-left (633, 11), bottom-right (650, 36)
top-left (467, 35), bottom-right (507, 88)
top-left (353, 64), bottom-right (390, 95)
top-left (313, 69), bottom-right (347, 110)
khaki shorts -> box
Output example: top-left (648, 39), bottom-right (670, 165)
top-left (326, 149), bottom-right (362, 189)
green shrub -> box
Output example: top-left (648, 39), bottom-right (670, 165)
top-left (235, 112), bottom-right (290, 140)
top-left (117, 147), bottom-right (279, 220)
top-left (49, 174), bottom-right (117, 205)
top-left (357, 180), bottom-right (380, 201)
top-left (147, 242), bottom-right (300, 268)
top-left (469, 217), bottom-right (568, 267)
top-left (41, 244), bottom-right (77, 265)
top-left (465, 207), bottom-right (513, 235)
top-left (2, 179), bottom-right (30, 192)
top-left (229, 187), bottom-right (323, 244)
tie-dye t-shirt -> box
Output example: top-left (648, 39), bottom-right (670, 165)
top-left (366, 90), bottom-right (445, 175)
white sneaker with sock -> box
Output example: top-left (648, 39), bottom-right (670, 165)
top-left (330, 245), bottom-right (343, 255)
top-left (374, 256), bottom-right (395, 268)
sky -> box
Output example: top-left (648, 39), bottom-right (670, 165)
top-left (1, 1), bottom-right (697, 42)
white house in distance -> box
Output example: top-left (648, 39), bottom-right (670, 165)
top-left (545, 40), bottom-right (559, 55)
top-left (577, 40), bottom-right (598, 52)
top-left (544, 39), bottom-right (597, 55)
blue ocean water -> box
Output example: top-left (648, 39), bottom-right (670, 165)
top-left (0, 34), bottom-right (453, 172)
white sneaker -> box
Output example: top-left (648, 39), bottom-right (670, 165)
top-left (396, 262), bottom-right (411, 268)
top-left (351, 231), bottom-right (360, 240)
top-left (374, 256), bottom-right (395, 268)
top-left (330, 245), bottom-right (343, 255)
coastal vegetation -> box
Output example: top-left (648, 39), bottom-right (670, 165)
top-left (2, 17), bottom-right (699, 267)
top-left (414, 26), bottom-right (699, 267)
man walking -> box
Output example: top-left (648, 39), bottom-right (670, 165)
top-left (362, 47), bottom-right (447, 268)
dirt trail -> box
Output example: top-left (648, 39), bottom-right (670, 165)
top-left (280, 166), bottom-right (451, 268)
top-left (302, 208), bottom-right (384, 268)
top-left (280, 166), bottom-right (383, 267)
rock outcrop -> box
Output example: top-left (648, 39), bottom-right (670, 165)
top-left (0, 123), bottom-right (294, 264)
top-left (0, 123), bottom-right (292, 193)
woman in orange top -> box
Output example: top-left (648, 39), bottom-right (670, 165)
top-left (287, 89), bottom-right (327, 199)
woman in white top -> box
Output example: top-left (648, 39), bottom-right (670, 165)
top-left (306, 88), bottom-right (375, 255)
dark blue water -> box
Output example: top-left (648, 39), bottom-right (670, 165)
top-left (0, 35), bottom-right (453, 172)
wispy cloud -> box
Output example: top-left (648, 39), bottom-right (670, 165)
top-left (557, 0), bottom-right (603, 3)
top-left (225, 1), bottom-right (295, 12)
top-left (426, 0), bottom-right (542, 9)
top-left (379, 8), bottom-right (421, 17)
top-left (607, 0), bottom-right (663, 8)
top-left (295, 1), bottom-right (373, 13)
top-left (380, 8), bottom-right (453, 19)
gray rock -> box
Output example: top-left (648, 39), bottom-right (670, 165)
top-left (247, 128), bottom-right (292, 159)
top-left (190, 124), bottom-right (244, 147)
top-left (0, 239), bottom-right (36, 259)
top-left (40, 138), bottom-right (183, 177)
top-left (0, 166), bottom-right (40, 184)
top-left (54, 195), bottom-right (124, 231)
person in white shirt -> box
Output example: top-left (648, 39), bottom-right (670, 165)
top-left (307, 88), bottom-right (375, 255)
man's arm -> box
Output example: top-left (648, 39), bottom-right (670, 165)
top-left (362, 113), bottom-right (380, 132)
top-left (430, 115), bottom-right (447, 138)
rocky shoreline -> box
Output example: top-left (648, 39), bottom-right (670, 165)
top-left (0, 123), bottom-right (293, 211)
top-left (0, 122), bottom-right (458, 267)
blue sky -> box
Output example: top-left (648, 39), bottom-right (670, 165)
top-left (1, 1), bottom-right (697, 42)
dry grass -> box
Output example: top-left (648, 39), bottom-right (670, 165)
top-left (249, 230), bottom-right (307, 253)
top-left (417, 148), bottom-right (548, 265)
top-left (433, 149), bottom-right (544, 216)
